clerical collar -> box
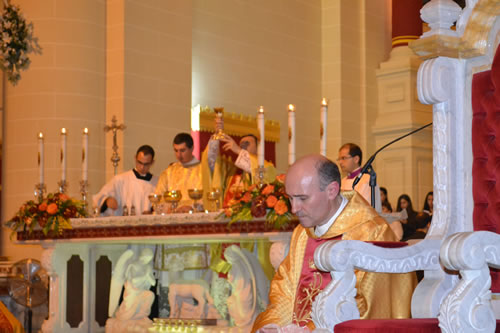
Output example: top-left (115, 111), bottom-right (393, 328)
top-left (182, 157), bottom-right (200, 167)
top-left (132, 168), bottom-right (153, 181)
top-left (347, 167), bottom-right (362, 179)
top-left (315, 195), bottom-right (348, 237)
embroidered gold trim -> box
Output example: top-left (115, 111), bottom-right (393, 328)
top-left (293, 272), bottom-right (323, 326)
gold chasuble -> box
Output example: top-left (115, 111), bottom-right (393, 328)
top-left (201, 147), bottom-right (276, 207)
top-left (252, 192), bottom-right (417, 332)
top-left (0, 301), bottom-right (23, 333)
top-left (155, 160), bottom-right (203, 207)
top-left (201, 146), bottom-right (277, 280)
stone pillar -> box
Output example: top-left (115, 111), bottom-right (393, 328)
top-left (373, 0), bottom-right (432, 209)
top-left (1, 0), bottom-right (106, 261)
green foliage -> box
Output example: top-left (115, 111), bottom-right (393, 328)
top-left (0, 2), bottom-right (42, 85)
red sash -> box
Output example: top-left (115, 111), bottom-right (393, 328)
top-left (292, 234), bottom-right (341, 328)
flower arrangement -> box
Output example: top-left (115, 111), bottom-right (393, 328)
top-left (5, 193), bottom-right (87, 237)
top-left (0, 2), bottom-right (42, 85)
top-left (222, 174), bottom-right (294, 229)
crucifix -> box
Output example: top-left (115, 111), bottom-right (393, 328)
top-left (104, 115), bottom-right (126, 175)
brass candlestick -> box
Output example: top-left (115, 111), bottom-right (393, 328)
top-left (80, 180), bottom-right (89, 213)
top-left (34, 183), bottom-right (46, 202)
top-left (57, 180), bottom-right (68, 194)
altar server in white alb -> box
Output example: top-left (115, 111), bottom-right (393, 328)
top-left (93, 145), bottom-right (158, 216)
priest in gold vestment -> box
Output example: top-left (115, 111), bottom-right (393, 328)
top-left (202, 133), bottom-right (276, 208)
top-left (252, 155), bottom-right (416, 332)
top-left (155, 132), bottom-right (203, 211)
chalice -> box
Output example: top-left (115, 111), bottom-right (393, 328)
top-left (207, 188), bottom-right (222, 212)
top-left (188, 188), bottom-right (204, 212)
top-left (211, 107), bottom-right (225, 139)
top-left (164, 190), bottom-right (182, 213)
top-left (148, 193), bottom-right (161, 215)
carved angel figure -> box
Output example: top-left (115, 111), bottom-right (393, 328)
top-left (106, 248), bottom-right (156, 333)
top-left (224, 245), bottom-right (270, 329)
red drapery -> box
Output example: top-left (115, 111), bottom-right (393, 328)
top-left (472, 44), bottom-right (500, 292)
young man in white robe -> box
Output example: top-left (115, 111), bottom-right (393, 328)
top-left (93, 145), bottom-right (158, 216)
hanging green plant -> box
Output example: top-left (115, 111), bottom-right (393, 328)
top-left (0, 1), bottom-right (41, 85)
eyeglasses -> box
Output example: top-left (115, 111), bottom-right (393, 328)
top-left (336, 156), bottom-right (353, 162)
top-left (136, 159), bottom-right (153, 167)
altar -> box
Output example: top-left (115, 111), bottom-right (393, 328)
top-left (14, 213), bottom-right (297, 333)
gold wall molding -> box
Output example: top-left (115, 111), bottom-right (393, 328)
top-left (410, 0), bottom-right (500, 60)
top-left (192, 105), bottom-right (280, 143)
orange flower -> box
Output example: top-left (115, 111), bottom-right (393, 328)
top-left (46, 203), bottom-right (58, 215)
top-left (241, 192), bottom-right (252, 203)
top-left (224, 208), bottom-right (233, 217)
top-left (38, 203), bottom-right (47, 211)
top-left (266, 195), bottom-right (278, 208)
top-left (261, 185), bottom-right (275, 196)
top-left (274, 200), bottom-right (288, 215)
top-left (276, 174), bottom-right (286, 183)
top-left (247, 184), bottom-right (257, 191)
top-left (59, 194), bottom-right (69, 201)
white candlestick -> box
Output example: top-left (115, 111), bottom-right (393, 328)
top-left (38, 132), bottom-right (44, 184)
top-left (320, 98), bottom-right (328, 156)
top-left (82, 128), bottom-right (89, 181)
top-left (61, 128), bottom-right (67, 182)
top-left (257, 106), bottom-right (265, 167)
top-left (288, 104), bottom-right (296, 165)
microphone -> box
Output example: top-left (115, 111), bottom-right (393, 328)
top-left (352, 154), bottom-right (376, 188)
top-left (352, 122), bottom-right (433, 190)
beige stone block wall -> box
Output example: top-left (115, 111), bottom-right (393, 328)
top-left (374, 45), bottom-right (433, 209)
top-left (1, 0), bottom-right (106, 261)
top-left (106, 0), bottom-right (192, 179)
top-left (322, 0), bottom-right (392, 173)
top-left (192, 0), bottom-right (322, 173)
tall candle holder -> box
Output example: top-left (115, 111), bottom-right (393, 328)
top-left (80, 180), bottom-right (89, 212)
top-left (255, 166), bottom-right (266, 188)
top-left (57, 180), bottom-right (68, 194)
top-left (34, 183), bottom-right (46, 202)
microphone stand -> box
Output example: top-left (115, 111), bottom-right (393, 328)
top-left (352, 122), bottom-right (433, 208)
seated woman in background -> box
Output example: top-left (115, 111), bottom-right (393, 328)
top-left (423, 191), bottom-right (433, 216)
top-left (396, 194), bottom-right (431, 241)
top-left (380, 187), bottom-right (392, 212)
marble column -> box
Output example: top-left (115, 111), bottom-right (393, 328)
top-left (373, 0), bottom-right (433, 209)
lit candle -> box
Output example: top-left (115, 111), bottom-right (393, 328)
top-left (320, 98), bottom-right (328, 156)
top-left (61, 128), bottom-right (67, 182)
top-left (288, 104), bottom-right (295, 165)
top-left (82, 128), bottom-right (89, 182)
top-left (257, 106), bottom-right (265, 167)
top-left (38, 132), bottom-right (44, 184)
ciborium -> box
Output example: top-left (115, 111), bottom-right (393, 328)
top-left (148, 193), bottom-right (161, 215)
top-left (164, 190), bottom-right (182, 213)
top-left (207, 188), bottom-right (222, 212)
top-left (188, 188), bottom-right (204, 212)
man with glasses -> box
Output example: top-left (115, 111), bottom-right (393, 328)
top-left (337, 143), bottom-right (381, 211)
top-left (93, 145), bottom-right (158, 216)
